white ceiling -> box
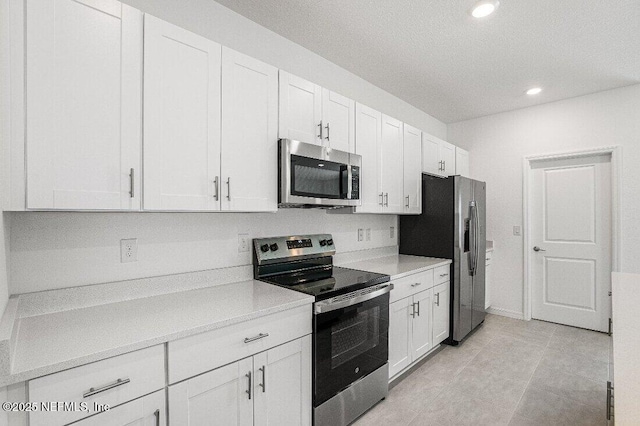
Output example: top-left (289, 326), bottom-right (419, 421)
top-left (213, 0), bottom-right (640, 123)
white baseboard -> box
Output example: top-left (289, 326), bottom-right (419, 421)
top-left (486, 306), bottom-right (525, 320)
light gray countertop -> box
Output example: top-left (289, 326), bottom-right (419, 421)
top-left (0, 279), bottom-right (313, 387)
top-left (338, 254), bottom-right (451, 280)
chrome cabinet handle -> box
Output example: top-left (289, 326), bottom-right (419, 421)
top-left (244, 333), bottom-right (269, 343)
top-left (438, 160), bottom-right (443, 171)
top-left (607, 381), bottom-right (614, 420)
top-left (410, 302), bottom-right (416, 318)
top-left (259, 365), bottom-right (266, 393)
top-left (325, 122), bottom-right (330, 141)
top-left (435, 293), bottom-right (440, 306)
top-left (129, 168), bottom-right (134, 198)
top-left (533, 246), bottom-right (546, 252)
top-left (318, 120), bottom-right (323, 139)
top-left (246, 372), bottom-right (252, 400)
top-left (213, 176), bottom-right (219, 201)
top-left (226, 178), bottom-right (231, 200)
top-left (154, 409), bottom-right (160, 426)
top-left (405, 195), bottom-right (410, 208)
top-left (379, 192), bottom-right (384, 206)
top-left (416, 300), bottom-right (420, 316)
top-left (83, 377), bottom-right (130, 398)
top-left (384, 193), bottom-right (389, 207)
top-left (443, 160), bottom-right (446, 172)
top-left (411, 282), bottom-right (423, 287)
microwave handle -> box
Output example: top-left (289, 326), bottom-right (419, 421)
top-left (347, 165), bottom-right (353, 200)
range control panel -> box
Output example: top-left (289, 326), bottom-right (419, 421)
top-left (253, 234), bottom-right (335, 265)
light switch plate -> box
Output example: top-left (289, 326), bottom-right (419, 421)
top-left (357, 229), bottom-right (364, 242)
top-left (390, 226), bottom-right (395, 239)
top-left (238, 233), bottom-right (250, 253)
top-left (513, 225), bottom-right (522, 236)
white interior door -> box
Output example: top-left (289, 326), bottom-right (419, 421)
top-left (278, 71), bottom-right (321, 145)
top-left (143, 15), bottom-right (221, 211)
top-left (26, 0), bottom-right (142, 210)
top-left (321, 89), bottom-right (355, 153)
top-left (221, 47), bottom-right (278, 212)
top-left (531, 154), bottom-right (612, 332)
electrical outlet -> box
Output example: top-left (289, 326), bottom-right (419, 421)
top-left (357, 228), bottom-right (364, 242)
top-left (238, 233), bottom-right (250, 253)
top-left (120, 238), bottom-right (138, 263)
top-left (366, 228), bottom-right (371, 241)
top-left (390, 226), bottom-right (395, 239)
top-left (513, 226), bottom-right (522, 236)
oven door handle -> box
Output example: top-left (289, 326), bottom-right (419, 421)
top-left (314, 283), bottom-right (394, 314)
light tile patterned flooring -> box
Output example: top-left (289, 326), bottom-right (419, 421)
top-left (355, 314), bottom-right (611, 426)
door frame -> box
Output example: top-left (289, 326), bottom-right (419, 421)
top-left (522, 146), bottom-right (622, 321)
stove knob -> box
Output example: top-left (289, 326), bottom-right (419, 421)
top-left (319, 239), bottom-right (327, 246)
top-left (270, 243), bottom-right (279, 251)
top-left (327, 239), bottom-right (334, 246)
top-left (260, 244), bottom-right (270, 253)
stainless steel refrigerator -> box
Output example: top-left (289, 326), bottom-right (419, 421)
top-left (399, 174), bottom-right (486, 345)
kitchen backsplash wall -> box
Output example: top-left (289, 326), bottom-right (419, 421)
top-left (9, 210), bottom-right (398, 294)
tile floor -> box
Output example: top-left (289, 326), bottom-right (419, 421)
top-left (355, 314), bottom-right (611, 426)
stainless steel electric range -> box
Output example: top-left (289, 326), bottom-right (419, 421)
top-left (253, 234), bottom-right (392, 426)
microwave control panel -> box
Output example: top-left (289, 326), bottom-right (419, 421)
top-left (350, 166), bottom-right (360, 199)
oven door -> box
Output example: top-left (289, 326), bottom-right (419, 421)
top-left (313, 284), bottom-right (391, 406)
top-left (279, 139), bottom-right (361, 207)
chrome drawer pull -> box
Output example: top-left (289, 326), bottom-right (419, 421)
top-left (259, 365), bottom-right (266, 393)
top-left (83, 377), bottom-right (130, 398)
top-left (246, 371), bottom-right (252, 400)
top-left (154, 409), bottom-right (160, 426)
top-left (244, 333), bottom-right (269, 343)
top-left (411, 282), bottom-right (423, 287)
top-left (439, 273), bottom-right (448, 277)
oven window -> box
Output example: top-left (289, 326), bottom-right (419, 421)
top-left (331, 307), bottom-right (379, 369)
top-left (291, 155), bottom-right (346, 199)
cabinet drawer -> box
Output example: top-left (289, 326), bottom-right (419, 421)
top-left (28, 345), bottom-right (165, 426)
top-left (434, 265), bottom-right (451, 284)
top-left (485, 251), bottom-right (492, 265)
top-left (390, 270), bottom-right (434, 303)
top-left (168, 305), bottom-right (312, 384)
top-left (72, 390), bottom-right (166, 426)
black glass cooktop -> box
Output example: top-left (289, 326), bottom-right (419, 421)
top-left (261, 266), bottom-right (390, 301)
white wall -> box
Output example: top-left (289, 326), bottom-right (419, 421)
top-left (10, 211), bottom-right (398, 294)
top-left (0, 0), bottom-right (11, 315)
top-left (121, 0), bottom-right (446, 139)
top-left (448, 84), bottom-right (640, 317)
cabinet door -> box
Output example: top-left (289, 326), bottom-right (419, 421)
top-left (440, 141), bottom-right (456, 176)
top-left (354, 103), bottom-right (382, 213)
top-left (455, 147), bottom-right (470, 178)
top-left (433, 282), bottom-right (450, 344)
top-left (389, 297), bottom-right (412, 378)
top-left (422, 134), bottom-right (441, 176)
top-left (403, 124), bottom-right (422, 214)
top-left (254, 336), bottom-right (312, 426)
top-left (169, 358), bottom-right (253, 426)
top-left (221, 47), bottom-right (278, 212)
top-left (321, 89), bottom-right (355, 153)
top-left (278, 71), bottom-right (322, 145)
top-left (380, 114), bottom-right (404, 213)
top-left (411, 288), bottom-right (433, 360)
top-left (143, 15), bottom-right (221, 211)
top-left (73, 390), bottom-right (165, 426)
top-left (25, 0), bottom-right (142, 210)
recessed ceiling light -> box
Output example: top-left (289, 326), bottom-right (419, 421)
top-left (471, 1), bottom-right (499, 18)
top-left (526, 87), bottom-right (542, 95)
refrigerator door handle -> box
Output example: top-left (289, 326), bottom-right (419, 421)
top-left (469, 201), bottom-right (478, 276)
top-left (474, 201), bottom-right (480, 276)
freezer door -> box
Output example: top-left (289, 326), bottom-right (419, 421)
top-left (471, 180), bottom-right (487, 330)
top-left (453, 177), bottom-right (474, 342)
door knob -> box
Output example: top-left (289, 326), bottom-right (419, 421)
top-left (533, 246), bottom-right (546, 252)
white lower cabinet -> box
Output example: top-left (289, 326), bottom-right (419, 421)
top-left (388, 269), bottom-right (451, 379)
top-left (73, 390), bottom-right (166, 426)
top-left (169, 336), bottom-right (311, 426)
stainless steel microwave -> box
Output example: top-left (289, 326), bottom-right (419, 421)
top-left (279, 139), bottom-right (361, 208)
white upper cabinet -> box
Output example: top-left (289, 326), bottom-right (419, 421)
top-left (221, 47), bottom-right (278, 212)
top-left (422, 133), bottom-right (456, 177)
top-left (25, 0), bottom-right (142, 210)
top-left (354, 103), bottom-right (382, 213)
top-left (279, 72), bottom-right (355, 152)
top-left (403, 124), bottom-right (422, 214)
top-left (380, 114), bottom-right (404, 213)
top-left (143, 15), bottom-right (222, 211)
top-left (278, 71), bottom-right (322, 145)
top-left (455, 147), bottom-right (470, 178)
top-left (321, 89), bottom-right (355, 153)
